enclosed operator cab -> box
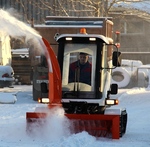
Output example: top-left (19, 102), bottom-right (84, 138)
top-left (56, 33), bottom-right (121, 114)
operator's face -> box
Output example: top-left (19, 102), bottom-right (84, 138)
top-left (79, 54), bottom-right (89, 65)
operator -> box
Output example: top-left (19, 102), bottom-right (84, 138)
top-left (69, 52), bottom-right (92, 85)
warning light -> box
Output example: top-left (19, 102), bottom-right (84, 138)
top-left (115, 31), bottom-right (120, 34)
top-left (80, 28), bottom-right (87, 34)
top-left (115, 43), bottom-right (120, 48)
top-left (115, 31), bottom-right (120, 48)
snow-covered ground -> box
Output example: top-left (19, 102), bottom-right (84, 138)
top-left (0, 85), bottom-right (150, 147)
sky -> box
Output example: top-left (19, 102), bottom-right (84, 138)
top-left (0, 85), bottom-right (150, 147)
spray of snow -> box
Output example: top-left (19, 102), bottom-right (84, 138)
top-left (0, 8), bottom-right (45, 55)
top-left (0, 105), bottom-right (72, 144)
top-left (0, 8), bottom-right (53, 71)
top-left (0, 9), bottom-right (39, 38)
top-left (0, 8), bottom-right (66, 142)
top-left (27, 107), bottom-right (71, 141)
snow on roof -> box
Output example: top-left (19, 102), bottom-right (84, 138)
top-left (35, 24), bottom-right (103, 28)
top-left (11, 48), bottom-right (29, 55)
top-left (114, 1), bottom-right (150, 14)
top-left (35, 20), bottom-right (104, 28)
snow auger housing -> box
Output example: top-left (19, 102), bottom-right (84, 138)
top-left (26, 30), bottom-right (127, 139)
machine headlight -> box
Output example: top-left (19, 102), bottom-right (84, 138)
top-left (66, 37), bottom-right (72, 40)
top-left (38, 98), bottom-right (49, 104)
top-left (105, 99), bottom-right (119, 105)
top-left (89, 38), bottom-right (96, 41)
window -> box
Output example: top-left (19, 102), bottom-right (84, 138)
top-left (62, 43), bottom-right (96, 92)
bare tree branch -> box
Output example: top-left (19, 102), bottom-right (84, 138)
top-left (6, 0), bottom-right (144, 23)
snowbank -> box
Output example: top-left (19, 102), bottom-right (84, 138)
top-left (112, 67), bottom-right (131, 88)
top-left (0, 92), bottom-right (17, 104)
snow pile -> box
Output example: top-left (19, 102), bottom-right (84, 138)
top-left (112, 59), bottom-right (149, 88)
top-left (112, 67), bottom-right (131, 88)
top-left (0, 92), bottom-right (17, 104)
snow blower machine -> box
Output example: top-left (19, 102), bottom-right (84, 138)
top-left (26, 20), bottom-right (127, 139)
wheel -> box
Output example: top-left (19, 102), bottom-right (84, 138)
top-left (33, 86), bottom-right (41, 101)
top-left (120, 109), bottom-right (127, 137)
top-left (33, 85), bottom-right (48, 101)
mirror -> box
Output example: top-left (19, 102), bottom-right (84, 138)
top-left (110, 84), bottom-right (118, 94)
top-left (112, 51), bottom-right (121, 67)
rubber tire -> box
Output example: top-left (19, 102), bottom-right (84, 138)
top-left (120, 109), bottom-right (128, 137)
top-left (33, 86), bottom-right (41, 101)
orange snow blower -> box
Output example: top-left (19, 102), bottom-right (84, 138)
top-left (26, 29), bottom-right (127, 139)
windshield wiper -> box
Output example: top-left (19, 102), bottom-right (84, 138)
top-left (73, 64), bottom-right (80, 97)
top-left (63, 64), bottom-right (80, 98)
